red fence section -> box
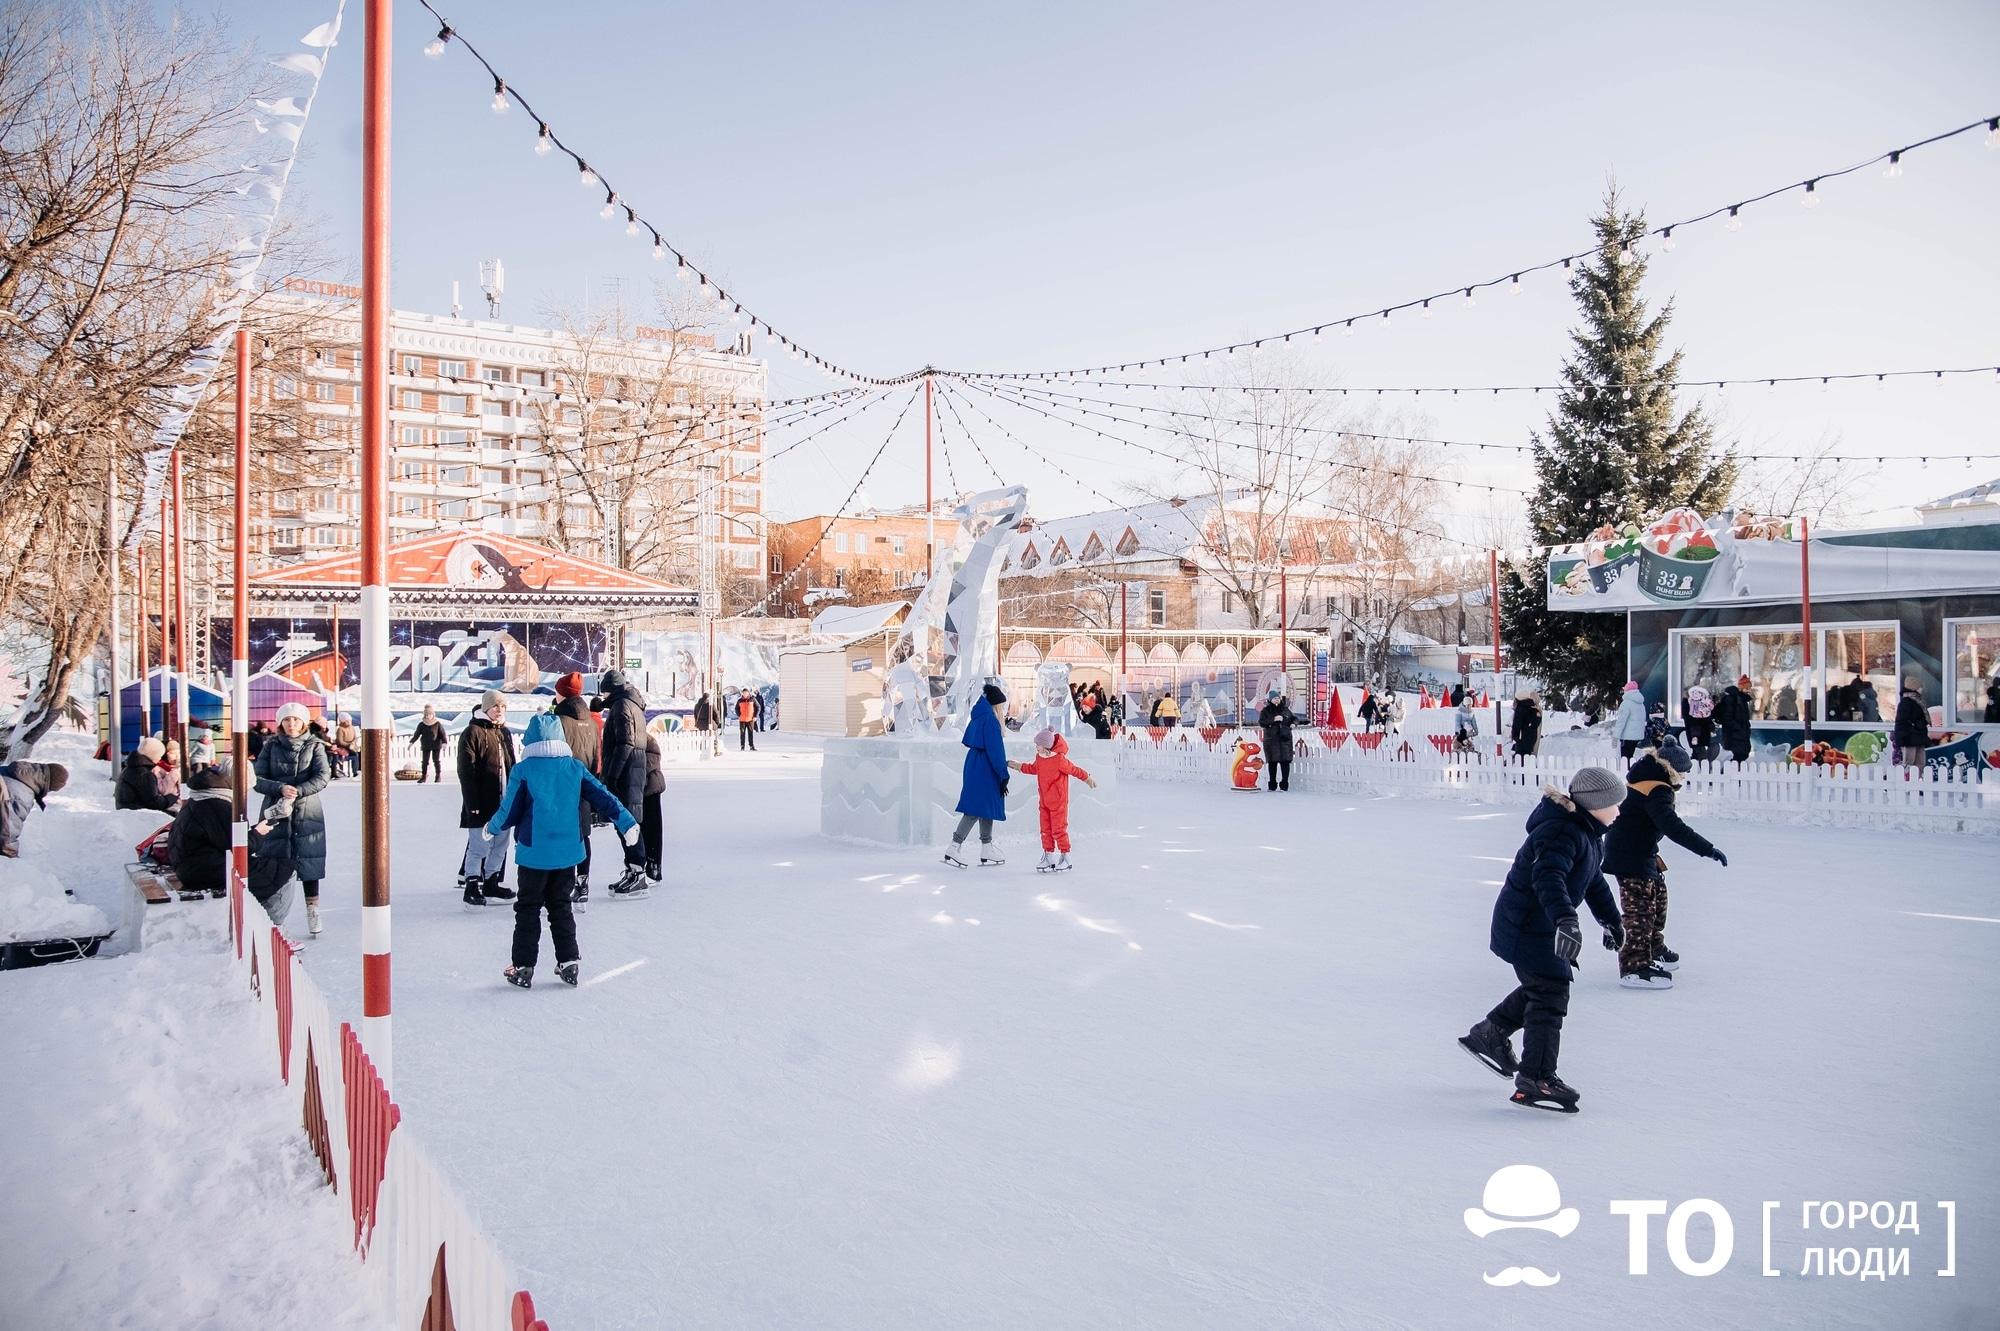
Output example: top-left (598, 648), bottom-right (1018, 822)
top-left (341, 1021), bottom-right (400, 1257)
top-left (271, 928), bottom-right (296, 1084)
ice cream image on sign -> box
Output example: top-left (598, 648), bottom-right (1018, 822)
top-left (1465, 1165), bottom-right (1578, 1286)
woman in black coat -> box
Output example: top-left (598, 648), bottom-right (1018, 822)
top-left (1892, 678), bottom-right (1930, 768)
top-left (167, 767), bottom-right (236, 894)
top-left (456, 694), bottom-right (517, 903)
top-left (116, 737), bottom-right (178, 812)
top-left (1510, 695), bottom-right (1543, 758)
top-left (1256, 689), bottom-right (1299, 792)
top-left (253, 706), bottom-right (332, 933)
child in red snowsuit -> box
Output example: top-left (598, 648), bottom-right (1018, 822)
top-left (1009, 728), bottom-right (1097, 873)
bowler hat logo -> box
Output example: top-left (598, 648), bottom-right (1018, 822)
top-left (1465, 1165), bottom-right (1578, 1286)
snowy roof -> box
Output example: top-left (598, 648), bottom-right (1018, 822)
top-left (810, 599), bottom-right (912, 638)
top-left (1005, 496), bottom-right (1222, 577)
top-left (1916, 476), bottom-right (2000, 526)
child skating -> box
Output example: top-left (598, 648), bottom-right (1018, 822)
top-left (486, 713), bottom-right (640, 989)
top-left (1009, 728), bottom-right (1098, 872)
top-left (1457, 766), bottom-right (1626, 1114)
top-left (1602, 738), bottom-right (1727, 989)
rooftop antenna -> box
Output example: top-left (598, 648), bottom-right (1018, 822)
top-left (478, 258), bottom-right (504, 319)
top-left (450, 279), bottom-right (461, 319)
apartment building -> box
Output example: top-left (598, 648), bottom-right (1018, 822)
top-left (769, 506), bottom-right (939, 617)
top-left (238, 288), bottom-right (768, 599)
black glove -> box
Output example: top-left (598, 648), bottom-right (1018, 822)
top-left (1553, 916), bottom-right (1583, 963)
top-left (1000, 779), bottom-right (1010, 799)
top-left (1708, 848), bottom-right (1728, 867)
top-left (1602, 918), bottom-right (1625, 951)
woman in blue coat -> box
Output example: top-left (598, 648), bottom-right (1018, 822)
top-left (1457, 766), bottom-right (1626, 1114)
top-left (488, 712), bottom-right (639, 988)
top-left (944, 682), bottom-right (1010, 868)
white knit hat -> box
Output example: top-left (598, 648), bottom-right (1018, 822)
top-left (275, 702), bottom-right (310, 726)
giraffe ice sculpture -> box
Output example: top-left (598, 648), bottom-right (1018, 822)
top-left (882, 486), bottom-right (1029, 738)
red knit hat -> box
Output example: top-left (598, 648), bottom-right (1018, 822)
top-left (556, 672), bottom-right (583, 698)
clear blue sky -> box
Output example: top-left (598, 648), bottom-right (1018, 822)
top-left (221, 0), bottom-right (2000, 530)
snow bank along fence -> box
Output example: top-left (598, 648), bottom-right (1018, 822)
top-left (227, 879), bottom-right (555, 1330)
top-left (1112, 728), bottom-right (1999, 833)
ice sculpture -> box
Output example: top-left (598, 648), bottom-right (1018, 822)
top-left (882, 486), bottom-right (1029, 738)
top-left (1032, 661), bottom-right (1080, 738)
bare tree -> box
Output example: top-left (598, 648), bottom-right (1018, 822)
top-left (0, 2), bottom-right (302, 756)
top-left (1142, 354), bottom-right (1341, 629)
top-left (1732, 428), bottom-right (1874, 528)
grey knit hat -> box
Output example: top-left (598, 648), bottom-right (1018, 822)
top-left (480, 689), bottom-right (505, 711)
top-left (1568, 765), bottom-right (1626, 811)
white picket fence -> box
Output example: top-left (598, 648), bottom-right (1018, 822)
top-left (230, 888), bottom-right (552, 1331)
top-left (1112, 728), bottom-right (2000, 834)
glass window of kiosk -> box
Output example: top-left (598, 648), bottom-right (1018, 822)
top-left (1671, 624), bottom-right (1899, 724)
top-left (1947, 619), bottom-right (2000, 726)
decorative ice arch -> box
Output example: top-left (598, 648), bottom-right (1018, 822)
top-left (882, 486), bottom-right (1029, 738)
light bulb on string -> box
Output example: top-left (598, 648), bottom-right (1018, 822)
top-left (534, 124), bottom-right (552, 155)
top-left (1802, 179), bottom-right (1818, 207)
top-left (424, 25), bottom-right (450, 58)
top-left (651, 236), bottom-right (665, 260)
top-left (1421, 300), bottom-right (1432, 318)
top-left (1727, 205), bottom-right (1742, 231)
top-left (1343, 321), bottom-right (1354, 336)
top-left (491, 80), bottom-right (508, 114)
top-left (1509, 273), bottom-right (1521, 293)
top-left (1661, 227), bottom-right (1675, 252)
top-left (579, 163), bottom-right (596, 187)
top-left (1884, 151), bottom-right (1902, 178)
top-left (1462, 288), bottom-right (1475, 309)
top-left (1988, 118), bottom-right (1999, 148)
top-left (625, 209), bottom-right (640, 237)
top-left (600, 194), bottom-right (617, 221)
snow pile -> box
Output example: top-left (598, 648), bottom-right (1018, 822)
top-left (0, 858), bottom-right (109, 942)
top-left (0, 872), bottom-right (373, 1326)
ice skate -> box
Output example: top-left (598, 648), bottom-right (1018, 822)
top-left (942, 845), bottom-right (969, 869)
top-left (978, 849), bottom-right (1005, 867)
top-left (1619, 965), bottom-right (1674, 990)
top-left (555, 960), bottom-right (579, 987)
top-left (644, 858), bottom-right (661, 883)
top-left (462, 877), bottom-right (486, 909)
top-left (608, 866), bottom-right (650, 900)
top-left (305, 902), bottom-right (322, 937)
top-left (1052, 852), bottom-right (1072, 872)
top-left (571, 879), bottom-right (589, 912)
top-left (1510, 1073), bottom-right (1580, 1113)
top-left (482, 874), bottom-right (516, 902)
top-left (1035, 851), bottom-right (1055, 873)
top-left (1457, 1020), bottom-right (1518, 1078)
top-left (504, 964), bottom-right (533, 989)
top-left (1653, 947), bottom-right (1680, 972)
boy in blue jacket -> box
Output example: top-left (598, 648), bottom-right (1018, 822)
top-left (1457, 766), bottom-right (1626, 1113)
top-left (488, 713), bottom-right (639, 988)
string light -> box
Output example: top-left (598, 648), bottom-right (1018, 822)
top-left (1802, 178), bottom-right (1819, 207)
top-left (533, 123), bottom-right (551, 155)
top-left (578, 163), bottom-right (595, 187)
top-left (1661, 226), bottom-right (1675, 252)
top-left (651, 237), bottom-right (665, 261)
top-left (1726, 205), bottom-right (1742, 231)
top-left (1883, 151), bottom-right (1902, 178)
top-left (599, 193), bottom-right (616, 221)
top-left (625, 209), bottom-right (640, 237)
top-left (423, 25), bottom-right (450, 58)
top-left (1989, 117), bottom-right (2000, 148)
top-left (490, 79), bottom-right (507, 114)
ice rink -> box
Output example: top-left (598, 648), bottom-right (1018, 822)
top-left (7, 733), bottom-right (1996, 1328)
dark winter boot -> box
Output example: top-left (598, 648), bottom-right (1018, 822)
top-left (482, 873), bottom-right (516, 902)
top-left (644, 858), bottom-right (661, 882)
top-left (555, 960), bottom-right (579, 987)
top-left (1510, 1072), bottom-right (1580, 1113)
top-left (1458, 1020), bottom-right (1519, 1078)
top-left (504, 964), bottom-right (533, 989)
top-left (462, 876), bottom-right (486, 909)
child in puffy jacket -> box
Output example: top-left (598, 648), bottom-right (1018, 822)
top-left (487, 712), bottom-right (639, 989)
top-left (1008, 728), bottom-right (1097, 873)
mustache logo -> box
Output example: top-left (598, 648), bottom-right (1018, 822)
top-left (1483, 1267), bottom-right (1560, 1287)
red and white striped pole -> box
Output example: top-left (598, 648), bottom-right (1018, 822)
top-left (158, 488), bottom-right (173, 748)
top-left (359, 0), bottom-right (394, 1091)
top-left (233, 331), bottom-right (252, 893)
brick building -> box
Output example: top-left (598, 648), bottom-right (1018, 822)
top-left (768, 506), bottom-right (940, 617)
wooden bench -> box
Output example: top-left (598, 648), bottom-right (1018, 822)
top-left (124, 863), bottom-right (208, 903)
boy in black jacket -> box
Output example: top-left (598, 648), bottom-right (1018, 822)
top-left (1603, 741), bottom-right (1726, 988)
top-left (1458, 766), bottom-right (1626, 1113)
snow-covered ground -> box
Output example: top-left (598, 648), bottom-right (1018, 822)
top-left (0, 735), bottom-right (373, 1328)
top-left (5, 729), bottom-right (1996, 1328)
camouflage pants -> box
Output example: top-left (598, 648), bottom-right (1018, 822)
top-left (1617, 875), bottom-right (1668, 975)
